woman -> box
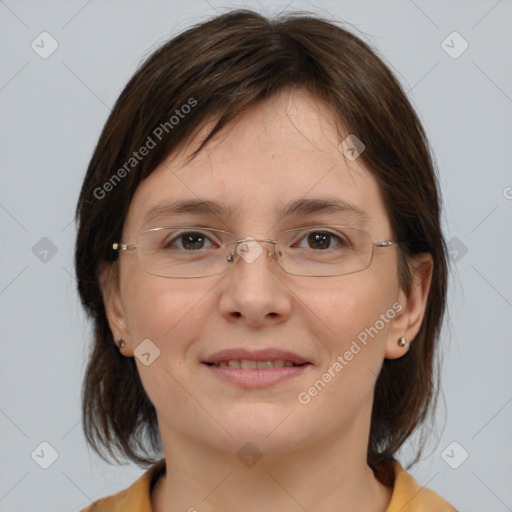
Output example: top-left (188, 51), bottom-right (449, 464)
top-left (76, 9), bottom-right (456, 511)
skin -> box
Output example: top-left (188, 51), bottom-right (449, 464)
top-left (102, 88), bottom-right (433, 512)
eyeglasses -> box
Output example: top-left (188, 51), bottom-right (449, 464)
top-left (112, 225), bottom-right (399, 278)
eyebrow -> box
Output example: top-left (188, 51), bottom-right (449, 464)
top-left (142, 197), bottom-right (369, 227)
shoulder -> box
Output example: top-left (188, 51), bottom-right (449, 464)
top-left (386, 460), bottom-right (457, 512)
top-left (79, 459), bottom-right (165, 512)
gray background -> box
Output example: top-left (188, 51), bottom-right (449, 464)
top-left (1, 0), bottom-right (511, 510)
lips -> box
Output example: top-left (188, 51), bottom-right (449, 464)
top-left (202, 348), bottom-right (311, 366)
top-left (209, 360), bottom-right (299, 369)
top-left (202, 348), bottom-right (312, 388)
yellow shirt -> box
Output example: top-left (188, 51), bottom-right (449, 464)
top-left (80, 459), bottom-right (457, 511)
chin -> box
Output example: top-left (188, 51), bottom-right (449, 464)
top-left (216, 407), bottom-right (310, 448)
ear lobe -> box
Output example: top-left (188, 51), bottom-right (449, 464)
top-left (384, 253), bottom-right (433, 360)
top-left (99, 262), bottom-right (133, 356)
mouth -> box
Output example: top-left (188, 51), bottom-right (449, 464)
top-left (202, 348), bottom-right (311, 367)
top-left (201, 349), bottom-right (312, 388)
top-left (203, 359), bottom-right (309, 369)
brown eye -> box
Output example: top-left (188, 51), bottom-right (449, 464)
top-left (163, 231), bottom-right (213, 250)
top-left (307, 232), bottom-right (331, 250)
top-left (180, 232), bottom-right (206, 250)
top-left (298, 231), bottom-right (349, 250)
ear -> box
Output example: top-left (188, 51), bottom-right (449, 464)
top-left (385, 253), bottom-right (433, 359)
top-left (98, 262), bottom-right (134, 357)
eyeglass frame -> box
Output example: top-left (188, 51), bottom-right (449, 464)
top-left (112, 225), bottom-right (400, 279)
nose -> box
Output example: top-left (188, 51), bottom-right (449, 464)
top-left (219, 238), bottom-right (291, 327)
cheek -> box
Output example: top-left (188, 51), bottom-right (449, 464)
top-left (120, 266), bottom-right (209, 345)
top-left (294, 275), bottom-right (398, 416)
top-left (296, 271), bottom-right (396, 343)
top-left (294, 269), bottom-right (399, 396)
top-left (120, 270), bottom-right (210, 418)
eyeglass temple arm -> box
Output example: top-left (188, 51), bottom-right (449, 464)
top-left (112, 242), bottom-right (137, 251)
top-left (374, 240), bottom-right (398, 247)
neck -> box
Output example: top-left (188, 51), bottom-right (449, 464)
top-left (151, 429), bottom-right (392, 512)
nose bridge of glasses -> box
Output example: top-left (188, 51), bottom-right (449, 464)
top-left (225, 237), bottom-right (280, 266)
top-left (234, 236), bottom-right (277, 244)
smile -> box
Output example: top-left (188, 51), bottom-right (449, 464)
top-left (205, 359), bottom-right (304, 369)
top-left (203, 360), bottom-right (312, 389)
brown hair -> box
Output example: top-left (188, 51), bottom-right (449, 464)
top-left (75, 9), bottom-right (448, 483)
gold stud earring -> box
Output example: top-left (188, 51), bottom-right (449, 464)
top-left (398, 336), bottom-right (408, 347)
top-left (117, 338), bottom-right (125, 349)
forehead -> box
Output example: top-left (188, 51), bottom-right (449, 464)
top-left (123, 89), bottom-right (390, 237)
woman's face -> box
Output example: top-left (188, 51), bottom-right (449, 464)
top-left (105, 89), bottom-right (426, 461)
